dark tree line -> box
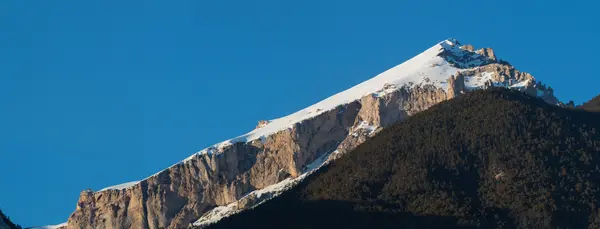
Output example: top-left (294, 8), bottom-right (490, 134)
top-left (0, 209), bottom-right (21, 229)
top-left (207, 88), bottom-right (600, 229)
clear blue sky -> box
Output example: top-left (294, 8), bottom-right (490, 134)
top-left (1, 0), bottom-right (599, 227)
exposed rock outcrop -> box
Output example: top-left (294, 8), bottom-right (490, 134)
top-left (476, 47), bottom-right (497, 61)
top-left (255, 120), bottom-right (269, 129)
top-left (460, 44), bottom-right (475, 52)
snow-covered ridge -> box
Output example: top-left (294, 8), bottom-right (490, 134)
top-left (97, 38), bottom-right (536, 192)
top-left (97, 181), bottom-right (139, 192)
top-left (191, 40), bottom-right (466, 156)
top-left (29, 222), bottom-right (67, 229)
top-left (186, 39), bottom-right (525, 155)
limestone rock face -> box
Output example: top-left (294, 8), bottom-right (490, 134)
top-left (447, 73), bottom-right (466, 98)
top-left (65, 39), bottom-right (561, 229)
top-left (476, 47), bottom-right (497, 61)
top-left (460, 44), bottom-right (475, 52)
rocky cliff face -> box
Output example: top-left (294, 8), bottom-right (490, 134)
top-left (65, 39), bottom-right (560, 229)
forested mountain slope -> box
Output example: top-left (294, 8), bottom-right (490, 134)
top-left (208, 89), bottom-right (600, 229)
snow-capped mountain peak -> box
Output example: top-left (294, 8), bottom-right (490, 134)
top-left (62, 39), bottom-right (560, 229)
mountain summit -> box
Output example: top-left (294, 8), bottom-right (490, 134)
top-left (51, 39), bottom-right (560, 229)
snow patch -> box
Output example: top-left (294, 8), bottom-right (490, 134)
top-left (373, 83), bottom-right (399, 97)
top-left (192, 204), bottom-right (238, 227)
top-left (464, 72), bottom-right (493, 90)
top-left (259, 136), bottom-right (267, 144)
top-left (351, 121), bottom-right (378, 137)
top-left (510, 79), bottom-right (530, 88)
top-left (30, 222), bottom-right (67, 229)
top-left (98, 181), bottom-right (139, 192)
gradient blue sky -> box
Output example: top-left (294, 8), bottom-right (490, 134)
top-left (1, 0), bottom-right (599, 227)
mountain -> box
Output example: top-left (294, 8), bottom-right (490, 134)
top-left (206, 89), bottom-right (600, 229)
top-left (580, 95), bottom-right (600, 112)
top-left (56, 39), bottom-right (558, 229)
top-left (0, 210), bottom-right (21, 229)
